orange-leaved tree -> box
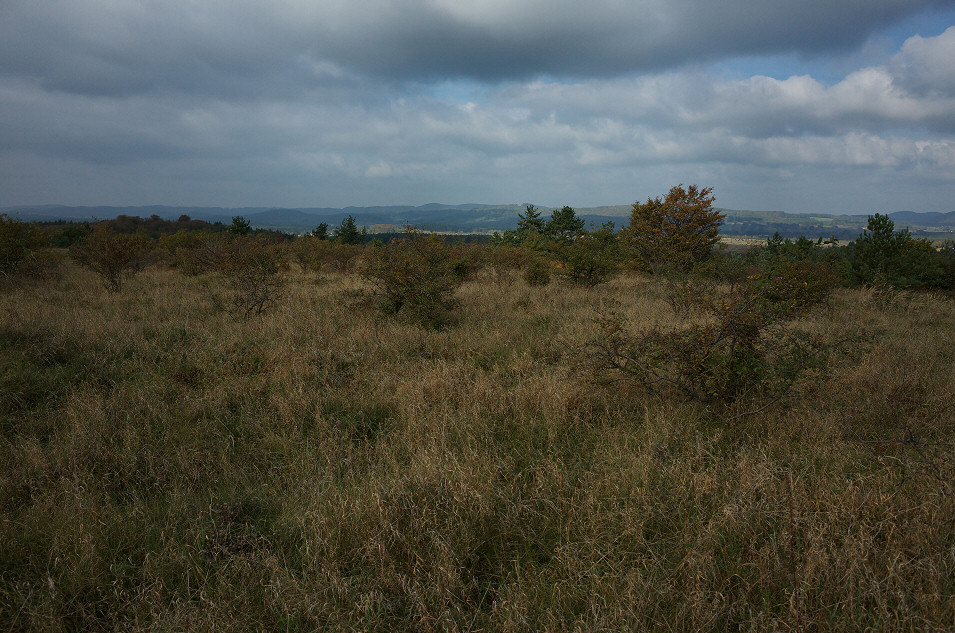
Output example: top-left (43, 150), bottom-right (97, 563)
top-left (625, 184), bottom-right (724, 272)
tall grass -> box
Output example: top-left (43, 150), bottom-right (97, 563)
top-left (1, 261), bottom-right (952, 631)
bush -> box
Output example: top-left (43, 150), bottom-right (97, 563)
top-left (484, 244), bottom-right (533, 285)
top-left (208, 237), bottom-right (286, 319)
top-left (523, 257), bottom-right (552, 286)
top-left (361, 228), bottom-right (462, 328)
top-left (846, 214), bottom-right (951, 290)
top-left (49, 223), bottom-right (90, 248)
top-left (69, 224), bottom-right (153, 292)
top-left (0, 214), bottom-right (53, 284)
top-left (552, 223), bottom-right (622, 286)
top-left (585, 259), bottom-right (838, 406)
top-left (289, 237), bottom-right (363, 274)
top-left (448, 242), bottom-right (487, 282)
top-left (157, 229), bottom-right (222, 275)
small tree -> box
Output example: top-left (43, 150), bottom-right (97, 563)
top-left (544, 206), bottom-right (585, 241)
top-left (490, 204), bottom-right (547, 247)
top-left (518, 204), bottom-right (546, 234)
top-left (626, 184), bottom-right (724, 272)
top-left (335, 215), bottom-right (366, 245)
top-left (229, 216), bottom-right (252, 236)
top-left (70, 224), bottom-right (153, 292)
top-left (312, 222), bottom-right (330, 240)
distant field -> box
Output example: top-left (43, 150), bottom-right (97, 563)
top-left (2, 259), bottom-right (953, 630)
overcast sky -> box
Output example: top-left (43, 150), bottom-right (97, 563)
top-left (2, 1), bottom-right (954, 213)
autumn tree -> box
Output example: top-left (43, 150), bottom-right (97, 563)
top-left (625, 185), bottom-right (724, 272)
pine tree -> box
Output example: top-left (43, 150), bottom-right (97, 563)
top-left (544, 206), bottom-right (585, 241)
top-left (335, 215), bottom-right (366, 245)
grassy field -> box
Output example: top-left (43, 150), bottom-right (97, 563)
top-left (1, 260), bottom-right (953, 631)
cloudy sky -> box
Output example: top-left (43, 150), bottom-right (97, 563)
top-left (2, 1), bottom-right (954, 213)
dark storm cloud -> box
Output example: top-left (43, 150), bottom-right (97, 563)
top-left (312, 0), bottom-right (949, 80)
top-left (0, 0), bottom-right (947, 97)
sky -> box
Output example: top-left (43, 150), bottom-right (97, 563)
top-left (1, 1), bottom-right (954, 214)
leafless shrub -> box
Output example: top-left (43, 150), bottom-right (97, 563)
top-left (583, 261), bottom-right (841, 408)
top-left (208, 237), bottom-right (286, 319)
top-left (69, 224), bottom-right (152, 292)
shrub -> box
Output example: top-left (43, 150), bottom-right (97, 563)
top-left (523, 257), bottom-right (552, 286)
top-left (448, 242), bottom-right (487, 282)
top-left (157, 229), bottom-right (222, 275)
top-left (485, 244), bottom-right (533, 285)
top-left (48, 223), bottom-right (90, 248)
top-left (69, 224), bottom-right (153, 292)
top-left (584, 259), bottom-right (838, 406)
top-left (552, 223), bottom-right (622, 286)
top-left (208, 236), bottom-right (286, 319)
top-left (289, 237), bottom-right (363, 274)
top-left (361, 228), bottom-right (462, 328)
top-left (0, 214), bottom-right (53, 283)
top-left (846, 214), bottom-right (950, 290)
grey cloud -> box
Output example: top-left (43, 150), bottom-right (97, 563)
top-left (292, 0), bottom-right (951, 80)
top-left (1, 2), bottom-right (953, 213)
top-left (499, 27), bottom-right (955, 141)
top-left (0, 0), bottom-right (947, 98)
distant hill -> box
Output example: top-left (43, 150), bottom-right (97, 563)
top-left (885, 210), bottom-right (955, 228)
top-left (4, 203), bottom-right (953, 239)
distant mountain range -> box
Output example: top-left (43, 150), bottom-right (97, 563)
top-left (4, 203), bottom-right (955, 240)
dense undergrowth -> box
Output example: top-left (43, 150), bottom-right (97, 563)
top-left (1, 251), bottom-right (953, 630)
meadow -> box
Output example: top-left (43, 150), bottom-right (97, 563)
top-left (1, 253), bottom-right (953, 631)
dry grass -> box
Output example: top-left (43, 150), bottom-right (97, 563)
top-left (1, 260), bottom-right (953, 631)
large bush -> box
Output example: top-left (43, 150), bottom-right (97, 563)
top-left (157, 229), bottom-right (222, 275)
top-left (361, 228), bottom-right (462, 328)
top-left (846, 214), bottom-right (951, 290)
top-left (289, 237), bottom-right (363, 274)
top-left (551, 222), bottom-right (622, 286)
